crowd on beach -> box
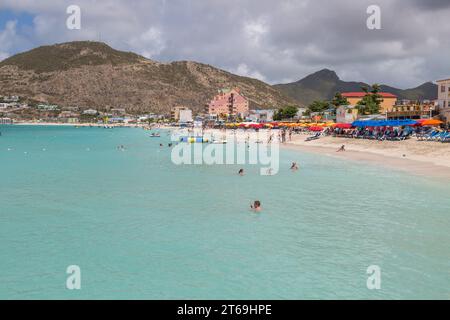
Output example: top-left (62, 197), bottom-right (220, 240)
top-left (328, 126), bottom-right (450, 142)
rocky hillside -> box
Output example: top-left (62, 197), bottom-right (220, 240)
top-left (274, 69), bottom-right (438, 106)
top-left (0, 41), bottom-right (297, 113)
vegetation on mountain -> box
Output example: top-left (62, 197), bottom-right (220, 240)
top-left (274, 69), bottom-right (437, 106)
top-left (0, 41), bottom-right (296, 114)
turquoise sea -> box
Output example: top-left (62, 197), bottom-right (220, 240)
top-left (0, 125), bottom-right (449, 299)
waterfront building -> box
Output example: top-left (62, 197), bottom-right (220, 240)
top-left (436, 78), bottom-right (450, 123)
top-left (179, 109), bottom-right (193, 123)
top-left (82, 109), bottom-right (98, 115)
top-left (336, 105), bottom-right (359, 123)
top-left (206, 88), bottom-right (249, 117)
top-left (171, 106), bottom-right (191, 121)
top-left (247, 109), bottom-right (275, 122)
top-left (387, 103), bottom-right (437, 120)
top-left (0, 117), bottom-right (13, 124)
top-left (342, 92), bottom-right (397, 114)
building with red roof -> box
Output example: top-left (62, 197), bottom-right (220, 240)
top-left (342, 92), bottom-right (398, 113)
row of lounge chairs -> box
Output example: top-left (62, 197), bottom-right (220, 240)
top-left (331, 129), bottom-right (413, 141)
top-left (416, 130), bottom-right (450, 142)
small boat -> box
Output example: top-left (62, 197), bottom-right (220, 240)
top-left (212, 140), bottom-right (227, 144)
top-left (149, 133), bottom-right (161, 137)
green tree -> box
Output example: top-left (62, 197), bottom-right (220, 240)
top-left (274, 106), bottom-right (299, 120)
top-left (356, 84), bottom-right (383, 115)
top-left (331, 92), bottom-right (349, 108)
top-left (307, 100), bottom-right (330, 113)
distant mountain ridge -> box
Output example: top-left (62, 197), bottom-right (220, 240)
top-left (0, 41), bottom-right (296, 113)
top-left (274, 69), bottom-right (438, 106)
top-left (0, 42), bottom-right (439, 113)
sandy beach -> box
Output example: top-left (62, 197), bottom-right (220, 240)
top-left (198, 128), bottom-right (450, 180)
top-left (286, 134), bottom-right (450, 179)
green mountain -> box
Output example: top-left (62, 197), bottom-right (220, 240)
top-left (274, 69), bottom-right (438, 106)
top-left (0, 41), bottom-right (296, 113)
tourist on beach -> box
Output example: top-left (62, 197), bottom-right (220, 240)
top-left (337, 145), bottom-right (345, 152)
top-left (290, 162), bottom-right (299, 171)
top-left (281, 129), bottom-right (286, 143)
top-left (238, 169), bottom-right (245, 176)
top-left (250, 200), bottom-right (262, 212)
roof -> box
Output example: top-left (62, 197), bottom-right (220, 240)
top-left (342, 92), bottom-right (397, 98)
top-left (436, 78), bottom-right (450, 83)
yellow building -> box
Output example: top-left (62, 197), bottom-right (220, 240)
top-left (342, 92), bottom-right (397, 114)
top-left (171, 106), bottom-right (189, 121)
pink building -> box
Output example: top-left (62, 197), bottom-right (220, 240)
top-left (206, 88), bottom-right (249, 116)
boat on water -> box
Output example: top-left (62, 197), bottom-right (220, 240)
top-left (149, 132), bottom-right (161, 137)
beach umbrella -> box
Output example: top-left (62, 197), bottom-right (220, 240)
top-left (418, 119), bottom-right (443, 126)
top-left (309, 126), bottom-right (323, 131)
top-left (250, 123), bottom-right (264, 129)
top-left (352, 119), bottom-right (417, 127)
top-left (333, 123), bottom-right (353, 129)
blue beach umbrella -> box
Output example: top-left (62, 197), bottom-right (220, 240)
top-left (352, 119), bottom-right (417, 127)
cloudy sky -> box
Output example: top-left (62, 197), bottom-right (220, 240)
top-left (0, 0), bottom-right (449, 87)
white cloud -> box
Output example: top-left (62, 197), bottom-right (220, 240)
top-left (231, 63), bottom-right (266, 81)
top-left (1, 0), bottom-right (450, 87)
top-left (128, 27), bottom-right (166, 59)
top-left (244, 17), bottom-right (269, 46)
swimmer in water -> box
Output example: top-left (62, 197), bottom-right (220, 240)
top-left (250, 200), bottom-right (262, 212)
top-left (290, 162), bottom-right (299, 171)
top-left (238, 169), bottom-right (244, 176)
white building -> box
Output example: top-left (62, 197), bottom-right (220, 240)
top-left (436, 78), bottom-right (450, 123)
top-left (179, 109), bottom-right (193, 123)
top-left (336, 105), bottom-right (358, 123)
top-left (0, 117), bottom-right (13, 124)
top-left (247, 109), bottom-right (275, 122)
top-left (295, 107), bottom-right (308, 119)
top-left (82, 109), bottom-right (98, 115)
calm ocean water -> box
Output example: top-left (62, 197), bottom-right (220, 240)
top-left (0, 125), bottom-right (449, 299)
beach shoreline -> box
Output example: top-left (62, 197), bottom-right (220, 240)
top-left (200, 128), bottom-right (450, 180)
top-left (5, 124), bottom-right (450, 180)
top-left (284, 135), bottom-right (450, 180)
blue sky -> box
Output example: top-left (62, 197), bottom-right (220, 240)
top-left (0, 9), bottom-right (34, 29)
top-left (1, 0), bottom-right (449, 87)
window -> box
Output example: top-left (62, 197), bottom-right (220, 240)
top-left (441, 85), bottom-right (446, 93)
